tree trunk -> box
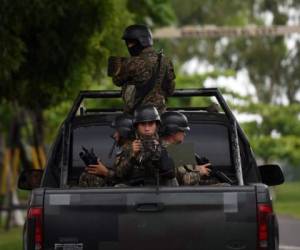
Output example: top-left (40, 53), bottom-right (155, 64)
top-left (31, 108), bottom-right (46, 169)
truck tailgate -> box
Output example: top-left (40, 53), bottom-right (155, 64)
top-left (43, 186), bottom-right (257, 250)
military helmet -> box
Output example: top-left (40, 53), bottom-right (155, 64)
top-left (160, 111), bottom-right (190, 136)
top-left (111, 114), bottom-right (134, 139)
top-left (122, 24), bottom-right (153, 47)
top-left (133, 105), bottom-right (160, 125)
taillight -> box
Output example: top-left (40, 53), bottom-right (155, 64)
top-left (28, 207), bottom-right (43, 250)
top-left (257, 204), bottom-right (273, 250)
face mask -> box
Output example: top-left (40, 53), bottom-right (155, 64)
top-left (126, 40), bottom-right (144, 56)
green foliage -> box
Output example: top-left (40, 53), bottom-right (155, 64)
top-left (0, 0), bottom-right (132, 110)
top-left (165, 71), bottom-right (235, 108)
top-left (166, 0), bottom-right (300, 168)
top-left (128, 0), bottom-right (176, 27)
top-left (0, 0), bottom-right (176, 142)
top-left (0, 0), bottom-right (135, 145)
top-left (238, 104), bottom-right (300, 135)
top-left (1, 0), bottom-right (299, 170)
top-left (176, 70), bottom-right (235, 88)
top-left (248, 135), bottom-right (300, 165)
top-left (236, 102), bottom-right (300, 165)
top-left (162, 0), bottom-right (259, 65)
top-left (167, 0), bottom-right (300, 104)
top-left (172, 0), bottom-right (252, 26)
top-left (0, 101), bottom-right (14, 132)
top-left (274, 182), bottom-right (300, 219)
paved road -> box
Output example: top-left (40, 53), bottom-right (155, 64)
top-left (279, 216), bottom-right (300, 250)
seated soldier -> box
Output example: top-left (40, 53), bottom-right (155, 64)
top-left (78, 114), bottom-right (134, 187)
top-left (116, 105), bottom-right (176, 186)
top-left (160, 111), bottom-right (218, 185)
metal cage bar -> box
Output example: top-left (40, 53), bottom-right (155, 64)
top-left (61, 88), bottom-right (245, 186)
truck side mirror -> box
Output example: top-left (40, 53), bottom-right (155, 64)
top-left (259, 164), bottom-right (284, 186)
top-left (18, 169), bottom-right (43, 190)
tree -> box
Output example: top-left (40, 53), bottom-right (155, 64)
top-left (165, 0), bottom-right (300, 167)
top-left (0, 0), bottom-right (133, 108)
top-left (0, 0), bottom-right (134, 145)
top-left (236, 102), bottom-right (300, 165)
top-left (127, 0), bottom-right (176, 27)
top-left (0, 0), bottom-right (177, 109)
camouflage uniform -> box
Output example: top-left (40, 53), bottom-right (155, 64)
top-left (114, 142), bottom-right (133, 181)
top-left (113, 47), bottom-right (176, 114)
top-left (116, 134), bottom-right (175, 185)
top-left (78, 170), bottom-right (114, 188)
top-left (162, 140), bottom-right (220, 185)
top-left (161, 140), bottom-right (203, 185)
top-left (78, 143), bottom-right (131, 187)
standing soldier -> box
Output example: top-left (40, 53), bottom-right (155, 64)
top-left (160, 111), bottom-right (214, 185)
top-left (108, 24), bottom-right (176, 114)
top-left (116, 106), bottom-right (176, 186)
top-left (78, 114), bottom-right (134, 187)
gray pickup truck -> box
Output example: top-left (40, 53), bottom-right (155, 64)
top-left (19, 88), bottom-right (284, 250)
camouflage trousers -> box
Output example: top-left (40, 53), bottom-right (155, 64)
top-left (78, 172), bottom-right (106, 187)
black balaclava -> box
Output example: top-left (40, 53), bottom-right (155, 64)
top-left (126, 39), bottom-right (145, 56)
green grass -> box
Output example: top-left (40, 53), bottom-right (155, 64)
top-left (18, 190), bottom-right (30, 201)
top-left (0, 227), bottom-right (22, 250)
top-left (274, 181), bottom-right (300, 219)
top-left (0, 190), bottom-right (28, 250)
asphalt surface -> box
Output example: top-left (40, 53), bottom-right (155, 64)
top-left (279, 215), bottom-right (300, 250)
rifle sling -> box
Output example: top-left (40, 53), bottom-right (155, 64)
top-left (133, 51), bottom-right (163, 110)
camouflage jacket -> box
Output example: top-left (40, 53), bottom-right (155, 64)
top-left (162, 141), bottom-right (220, 185)
top-left (114, 143), bottom-right (133, 181)
top-left (78, 169), bottom-right (114, 188)
top-left (112, 47), bottom-right (176, 114)
top-left (78, 143), bottom-right (130, 187)
top-left (161, 140), bottom-right (202, 186)
top-left (116, 134), bottom-right (175, 185)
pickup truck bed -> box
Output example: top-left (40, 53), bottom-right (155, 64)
top-left (30, 186), bottom-right (260, 250)
top-left (20, 89), bottom-right (283, 250)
